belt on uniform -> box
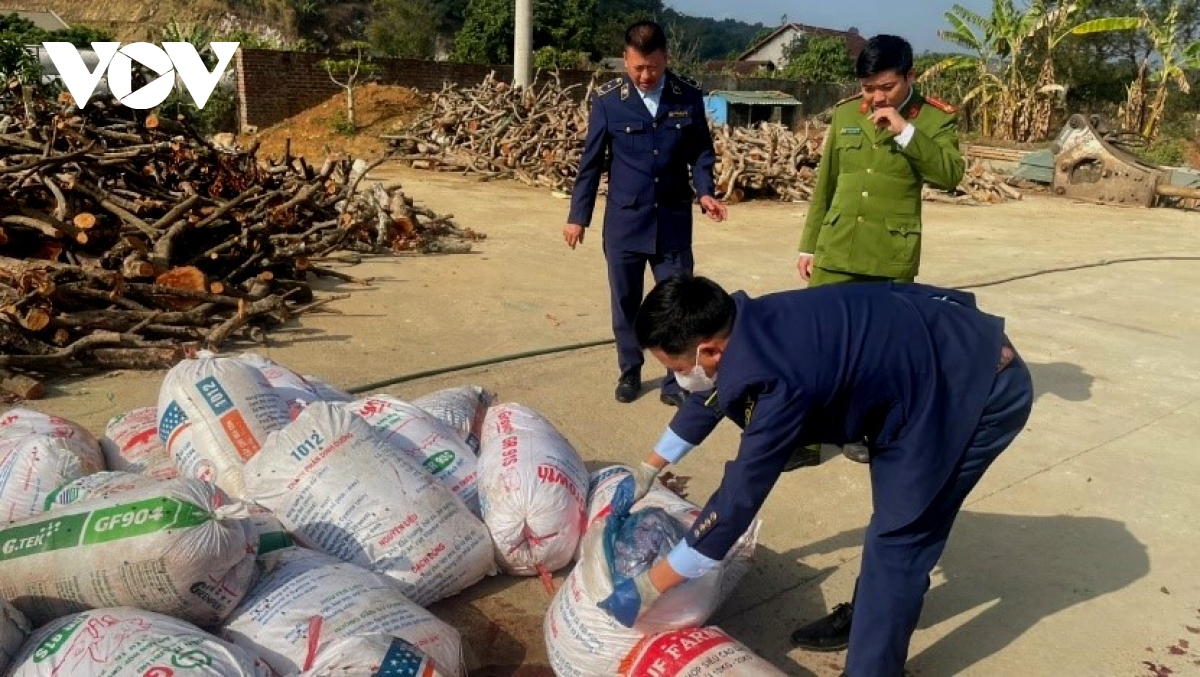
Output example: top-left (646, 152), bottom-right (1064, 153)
top-left (996, 336), bottom-right (1016, 373)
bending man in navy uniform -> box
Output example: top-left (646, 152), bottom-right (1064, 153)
top-left (564, 20), bottom-right (727, 406)
top-left (600, 274), bottom-right (1034, 677)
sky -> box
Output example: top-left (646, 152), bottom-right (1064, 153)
top-left (666, 0), bottom-right (995, 53)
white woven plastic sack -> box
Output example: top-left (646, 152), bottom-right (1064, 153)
top-left (0, 478), bottom-right (257, 627)
top-left (236, 353), bottom-right (343, 419)
top-left (158, 354), bottom-right (292, 498)
top-left (348, 394), bottom-right (481, 517)
top-left (620, 626), bottom-right (787, 676)
top-left (0, 409), bottom-right (102, 466)
top-left (0, 410), bottom-right (106, 522)
top-left (543, 467), bottom-right (759, 677)
top-left (244, 402), bottom-right (496, 606)
top-left (99, 407), bottom-right (178, 480)
top-left (222, 548), bottom-right (463, 676)
top-left (299, 634), bottom-right (451, 676)
top-left (411, 386), bottom-right (494, 453)
top-left (43, 471), bottom-right (161, 510)
top-left (7, 607), bottom-right (271, 677)
top-left (477, 404), bottom-right (588, 579)
top-left (0, 599), bottom-right (30, 674)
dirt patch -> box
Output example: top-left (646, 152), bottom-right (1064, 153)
top-left (239, 83), bottom-right (427, 162)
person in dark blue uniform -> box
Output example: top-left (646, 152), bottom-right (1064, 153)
top-left (564, 21), bottom-right (727, 406)
top-left (599, 274), bottom-right (1034, 677)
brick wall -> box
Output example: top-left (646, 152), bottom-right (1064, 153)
top-left (235, 48), bottom-right (853, 132)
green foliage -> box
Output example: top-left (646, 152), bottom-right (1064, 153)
top-left (220, 29), bottom-right (284, 49)
top-left (533, 45), bottom-right (590, 70)
top-left (52, 26), bottom-right (116, 46)
top-left (369, 0), bottom-right (438, 58)
top-left (156, 86), bottom-right (240, 136)
top-left (0, 15), bottom-right (43, 84)
top-left (453, 0), bottom-right (512, 63)
top-left (330, 109), bottom-right (357, 135)
top-left (779, 35), bottom-right (855, 83)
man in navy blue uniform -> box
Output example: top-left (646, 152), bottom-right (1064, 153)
top-left (599, 274), bottom-right (1034, 677)
top-left (565, 20), bottom-right (727, 406)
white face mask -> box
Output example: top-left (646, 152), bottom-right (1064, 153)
top-left (674, 346), bottom-right (715, 393)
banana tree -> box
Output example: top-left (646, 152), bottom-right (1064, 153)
top-left (1073, 3), bottom-right (1197, 141)
top-left (926, 0), bottom-right (1139, 142)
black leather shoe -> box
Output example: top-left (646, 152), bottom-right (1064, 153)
top-left (615, 372), bottom-right (641, 403)
top-left (659, 391), bottom-right (686, 407)
top-left (791, 602), bottom-right (853, 651)
top-left (842, 442), bottom-right (870, 463)
top-left (783, 445), bottom-right (821, 472)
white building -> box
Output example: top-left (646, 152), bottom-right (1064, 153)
top-left (738, 23), bottom-right (867, 71)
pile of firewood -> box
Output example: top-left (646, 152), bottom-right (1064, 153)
top-left (387, 72), bottom-right (591, 192)
top-left (0, 91), bottom-right (482, 394)
top-left (392, 76), bottom-right (1020, 205)
top-left (711, 122), bottom-right (823, 203)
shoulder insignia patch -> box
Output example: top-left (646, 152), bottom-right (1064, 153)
top-left (836, 92), bottom-right (863, 106)
top-left (925, 96), bottom-right (957, 114)
top-left (596, 77), bottom-right (623, 97)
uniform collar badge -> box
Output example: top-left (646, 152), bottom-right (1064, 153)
top-left (620, 84), bottom-right (629, 100)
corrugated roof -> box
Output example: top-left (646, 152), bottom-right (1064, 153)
top-left (708, 90), bottom-right (801, 106)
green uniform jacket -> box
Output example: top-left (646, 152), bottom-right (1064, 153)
top-left (799, 91), bottom-right (964, 280)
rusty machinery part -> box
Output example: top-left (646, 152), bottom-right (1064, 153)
top-left (1051, 114), bottom-right (1161, 207)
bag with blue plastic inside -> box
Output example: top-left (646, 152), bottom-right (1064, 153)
top-left (543, 465), bottom-right (759, 677)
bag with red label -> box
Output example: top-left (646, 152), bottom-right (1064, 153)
top-left (543, 465), bottom-right (759, 677)
top-left (411, 386), bottom-right (494, 454)
top-left (99, 407), bottom-right (177, 480)
top-left (477, 404), bottom-right (588, 584)
top-left (0, 409), bottom-right (105, 522)
top-left (620, 626), bottom-right (786, 676)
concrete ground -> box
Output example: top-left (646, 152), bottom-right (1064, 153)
top-left (15, 165), bottom-right (1200, 676)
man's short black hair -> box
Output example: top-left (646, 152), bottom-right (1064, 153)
top-left (625, 21), bottom-right (668, 56)
top-left (635, 274), bottom-right (736, 356)
top-left (856, 34), bottom-right (914, 79)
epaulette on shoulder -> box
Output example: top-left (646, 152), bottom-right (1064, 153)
top-left (925, 96), bottom-right (957, 114)
top-left (596, 77), bottom-right (623, 97)
top-left (836, 92), bottom-right (863, 106)
top-left (674, 73), bottom-right (701, 91)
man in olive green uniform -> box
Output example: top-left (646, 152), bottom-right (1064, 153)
top-left (798, 34), bottom-right (963, 288)
top-left (787, 34), bottom-right (965, 473)
top-left (789, 35), bottom-right (967, 665)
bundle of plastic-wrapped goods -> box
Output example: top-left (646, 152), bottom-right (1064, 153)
top-left (411, 385), bottom-right (494, 454)
top-left (98, 407), bottom-right (177, 480)
top-left (0, 478), bottom-right (257, 627)
top-left (348, 394), bottom-right (482, 517)
top-left (620, 627), bottom-right (787, 676)
top-left (543, 466), bottom-right (760, 676)
top-left (235, 353), bottom-right (351, 418)
top-left (0, 409), bottom-right (105, 522)
top-left (0, 599), bottom-right (30, 674)
top-left (244, 402), bottom-right (496, 606)
top-left (477, 403), bottom-right (588, 583)
top-left (157, 354), bottom-right (292, 498)
top-left (298, 634), bottom-right (451, 676)
top-left (221, 547), bottom-right (463, 676)
top-left (6, 607), bottom-right (271, 676)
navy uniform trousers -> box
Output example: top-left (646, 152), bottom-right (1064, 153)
top-left (846, 350), bottom-right (1034, 676)
top-left (605, 242), bottom-right (693, 394)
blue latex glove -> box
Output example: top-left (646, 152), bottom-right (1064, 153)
top-left (597, 569), bottom-right (663, 628)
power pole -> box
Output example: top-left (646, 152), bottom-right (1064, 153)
top-left (514, 0), bottom-right (532, 86)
